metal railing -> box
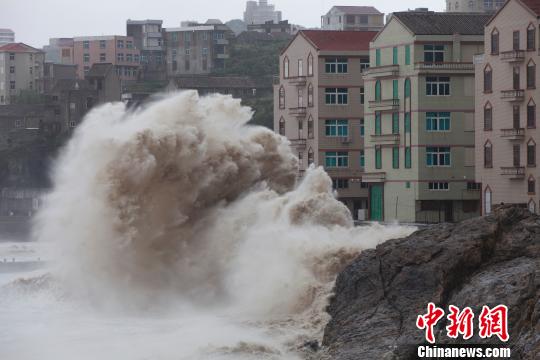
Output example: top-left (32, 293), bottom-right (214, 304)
top-left (414, 62), bottom-right (474, 71)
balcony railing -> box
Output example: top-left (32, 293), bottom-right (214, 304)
top-left (289, 139), bottom-right (307, 149)
top-left (362, 172), bottom-right (386, 183)
top-left (325, 167), bottom-right (364, 178)
top-left (501, 166), bottom-right (526, 179)
top-left (288, 76), bottom-right (307, 86)
top-left (500, 50), bottom-right (525, 62)
top-left (501, 90), bottom-right (525, 102)
top-left (289, 107), bottom-right (307, 118)
top-left (370, 133), bottom-right (400, 145)
top-left (365, 64), bottom-right (399, 78)
top-left (369, 98), bottom-right (400, 110)
top-left (414, 62), bottom-right (474, 72)
top-left (500, 128), bottom-right (525, 140)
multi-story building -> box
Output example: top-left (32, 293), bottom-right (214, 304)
top-left (244, 0), bottom-right (282, 25)
top-left (164, 22), bottom-right (234, 76)
top-left (247, 20), bottom-right (300, 35)
top-left (73, 36), bottom-right (140, 81)
top-left (321, 6), bottom-right (384, 32)
top-left (126, 19), bottom-right (166, 80)
top-left (446, 0), bottom-right (505, 12)
top-left (475, 0), bottom-right (540, 215)
top-left (42, 63), bottom-right (77, 93)
top-left (0, 29), bottom-right (15, 45)
top-left (363, 12), bottom-right (491, 223)
top-left (43, 38), bottom-right (75, 65)
top-left (0, 43), bottom-right (44, 105)
top-left (274, 30), bottom-right (377, 219)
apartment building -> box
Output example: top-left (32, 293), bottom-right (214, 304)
top-left (126, 19), bottom-right (166, 80)
top-left (0, 43), bottom-right (44, 105)
top-left (321, 6), bottom-right (384, 32)
top-left (274, 30), bottom-right (377, 219)
top-left (475, 0), bottom-right (540, 215)
top-left (164, 22), bottom-right (234, 76)
top-left (446, 0), bottom-right (505, 12)
top-left (244, 0), bottom-right (282, 25)
top-left (73, 36), bottom-right (140, 81)
top-left (363, 12), bottom-right (491, 223)
top-left (0, 29), bottom-right (15, 45)
top-left (43, 38), bottom-right (75, 65)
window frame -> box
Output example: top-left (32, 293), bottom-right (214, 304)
top-left (426, 146), bottom-right (451, 167)
top-left (426, 76), bottom-right (450, 96)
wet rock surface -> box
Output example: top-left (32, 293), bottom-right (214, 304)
top-left (321, 207), bottom-right (540, 359)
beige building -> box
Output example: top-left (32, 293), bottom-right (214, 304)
top-left (274, 30), bottom-right (377, 219)
top-left (446, 0), bottom-right (505, 12)
top-left (0, 43), bottom-right (44, 105)
top-left (321, 6), bottom-right (384, 31)
top-left (475, 0), bottom-right (540, 215)
top-left (363, 12), bottom-right (491, 223)
top-left (0, 29), bottom-right (15, 45)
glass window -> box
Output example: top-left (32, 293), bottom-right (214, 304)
top-left (484, 66), bottom-right (492, 92)
top-left (428, 182), bottom-right (449, 191)
top-left (405, 113), bottom-right (411, 133)
top-left (392, 47), bottom-right (398, 65)
top-left (527, 62), bottom-right (536, 88)
top-left (375, 147), bottom-right (382, 169)
top-left (392, 113), bottom-right (399, 134)
top-left (426, 112), bottom-right (451, 131)
top-left (325, 152), bottom-right (349, 168)
top-left (117, 40), bottom-right (124, 48)
top-left (360, 150), bottom-right (365, 168)
top-left (375, 112), bottom-right (381, 135)
top-left (527, 26), bottom-right (536, 50)
top-left (360, 86), bottom-right (365, 104)
top-left (424, 44), bottom-right (444, 63)
top-left (376, 49), bottom-right (381, 66)
top-left (405, 147), bottom-right (412, 168)
top-left (484, 104), bottom-right (493, 130)
top-left (392, 147), bottom-right (399, 169)
top-left (325, 88), bottom-right (348, 105)
top-left (405, 45), bottom-right (411, 65)
top-left (404, 78), bottom-right (411, 98)
top-left (325, 57), bottom-right (348, 73)
top-left (426, 76), bottom-right (450, 96)
top-left (393, 79), bottom-right (398, 99)
top-left (325, 120), bottom-right (349, 137)
top-left (375, 81), bottom-right (381, 101)
top-left (83, 41), bottom-right (90, 49)
top-left (360, 118), bottom-right (365, 137)
top-left (426, 147), bottom-right (451, 166)
top-left (528, 141), bottom-right (536, 166)
top-left (491, 30), bottom-right (499, 54)
top-left (360, 57), bottom-right (370, 72)
top-left (99, 40), bottom-right (106, 49)
top-left (484, 142), bottom-right (493, 168)
top-left (527, 102), bottom-right (536, 128)
top-left (83, 53), bottom-right (90, 62)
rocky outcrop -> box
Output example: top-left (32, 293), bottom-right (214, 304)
top-left (322, 207), bottom-right (540, 359)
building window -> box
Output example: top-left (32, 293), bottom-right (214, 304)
top-left (527, 25), bottom-right (536, 50)
top-left (308, 116), bottom-right (314, 139)
top-left (426, 147), bottom-right (451, 167)
top-left (392, 47), bottom-right (398, 65)
top-left (279, 86), bottom-right (285, 109)
top-left (424, 44), bottom-right (444, 63)
top-left (484, 103), bottom-right (493, 130)
top-left (485, 187), bottom-right (492, 215)
top-left (83, 53), bottom-right (90, 62)
top-left (375, 80), bottom-right (381, 101)
top-left (405, 45), bottom-right (411, 65)
top-left (513, 31), bottom-right (520, 50)
top-left (279, 117), bottom-right (285, 136)
top-left (428, 182), bottom-right (449, 191)
top-left (99, 40), bottom-right (106, 49)
top-left (514, 144), bottom-right (521, 166)
top-left (297, 88), bottom-right (304, 107)
top-left (527, 60), bottom-right (536, 88)
top-left (528, 139), bottom-right (536, 167)
top-left (358, 86), bottom-right (365, 105)
top-left (9, 53), bottom-right (15, 60)
top-left (325, 152), bottom-right (349, 168)
top-left (484, 141), bottom-right (493, 168)
top-left (514, 66), bottom-right (521, 89)
top-left (529, 199), bottom-right (536, 213)
top-left (308, 84), bottom-right (313, 107)
top-left (283, 57), bottom-right (289, 78)
top-left (184, 59), bottom-right (190, 71)
top-left (360, 118), bottom-right (365, 137)
top-left (360, 57), bottom-right (370, 72)
top-left (308, 148), bottom-right (314, 165)
top-left (467, 182), bottom-right (481, 191)
top-left (375, 49), bottom-right (381, 66)
top-left (117, 40), bottom-right (124, 48)
top-left (392, 113), bottom-right (399, 134)
top-left (308, 54), bottom-right (313, 76)
top-left (360, 150), bottom-right (365, 168)
top-left (393, 79), bottom-right (399, 99)
top-left (528, 100), bottom-right (536, 128)
top-left (83, 41), bottom-right (90, 49)
top-left (375, 112), bottom-right (381, 135)
top-left (404, 78), bottom-right (411, 98)
top-left (298, 59), bottom-right (303, 76)
top-left (426, 112), bottom-right (451, 131)
top-left (126, 40), bottom-right (133, 49)
top-left (9, 66), bottom-right (14, 74)
top-left (100, 53), bottom-right (106, 62)
top-left (426, 76), bottom-right (450, 96)
top-left (375, 146), bottom-right (382, 169)
top-left (325, 119), bottom-right (348, 137)
top-left (491, 29), bottom-right (499, 55)
top-left (514, 105), bottom-right (521, 129)
top-left (405, 147), bottom-right (412, 168)
top-left (325, 57), bottom-right (348, 73)
top-left (84, 66), bottom-right (90, 74)
top-left (528, 176), bottom-right (536, 194)
top-left (332, 179), bottom-right (349, 190)
top-left (392, 147), bottom-right (399, 169)
top-left (484, 65), bottom-right (492, 92)
top-left (126, 54), bottom-right (133, 62)
top-left (325, 88), bottom-right (348, 105)
top-left (185, 48), bottom-right (191, 55)
top-left (405, 112), bottom-right (411, 133)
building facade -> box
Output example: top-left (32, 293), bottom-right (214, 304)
top-left (475, 0), bottom-right (540, 215)
top-left (321, 6), bottom-right (384, 32)
top-left (0, 43), bottom-right (44, 105)
top-left (244, 0), bottom-right (282, 25)
top-left (164, 23), bottom-right (234, 76)
top-left (363, 12), bottom-right (491, 223)
top-left (0, 29), bottom-right (15, 45)
top-left (446, 0), bottom-right (505, 12)
top-left (73, 36), bottom-right (140, 81)
top-left (274, 30), bottom-right (376, 219)
top-left (126, 19), bottom-right (166, 80)
top-left (43, 38), bottom-right (75, 65)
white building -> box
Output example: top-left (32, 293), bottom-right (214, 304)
top-left (446, 0), bottom-right (505, 12)
top-left (0, 29), bottom-right (15, 45)
top-left (244, 0), bottom-right (282, 25)
top-left (321, 6), bottom-right (384, 31)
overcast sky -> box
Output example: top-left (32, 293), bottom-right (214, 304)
top-left (1, 0), bottom-right (444, 48)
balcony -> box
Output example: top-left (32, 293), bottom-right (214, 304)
top-left (214, 39), bottom-right (229, 45)
top-left (414, 62), bottom-right (474, 74)
top-left (501, 90), bottom-right (525, 102)
top-left (370, 133), bottom-right (400, 146)
top-left (325, 168), bottom-right (364, 179)
top-left (500, 128), bottom-right (525, 141)
top-left (365, 64), bottom-right (399, 78)
top-left (369, 98), bottom-right (400, 111)
top-left (362, 172), bottom-right (386, 183)
top-left (501, 166), bottom-right (526, 179)
top-left (289, 139), bottom-right (307, 150)
top-left (288, 76), bottom-right (307, 87)
top-left (289, 107), bottom-right (307, 118)
top-left (500, 50), bottom-right (525, 63)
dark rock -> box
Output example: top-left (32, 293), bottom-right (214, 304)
top-left (322, 207), bottom-right (540, 359)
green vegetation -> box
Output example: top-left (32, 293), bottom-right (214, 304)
top-left (242, 96), bottom-right (274, 129)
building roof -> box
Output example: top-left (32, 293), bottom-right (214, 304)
top-left (86, 63), bottom-right (115, 78)
top-left (0, 29), bottom-right (14, 33)
top-left (392, 12), bottom-right (492, 35)
top-left (171, 75), bottom-right (271, 89)
top-left (330, 6), bottom-right (382, 15)
top-left (520, 0), bottom-right (540, 16)
top-left (299, 30), bottom-right (377, 51)
top-left (0, 43), bottom-right (43, 53)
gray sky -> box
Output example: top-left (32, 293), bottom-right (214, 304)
top-left (1, 0), bottom-right (444, 48)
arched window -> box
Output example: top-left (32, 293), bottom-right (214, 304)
top-left (528, 175), bottom-right (536, 194)
top-left (527, 59), bottom-right (536, 89)
top-left (375, 80), bottom-right (381, 101)
top-left (307, 115), bottom-right (314, 139)
top-left (298, 88), bottom-right (304, 107)
top-left (491, 28), bottom-right (499, 55)
top-left (527, 138), bottom-right (536, 166)
top-left (307, 53), bottom-right (313, 76)
top-left (279, 117), bottom-right (285, 136)
top-left (279, 86), bottom-right (285, 109)
top-left (298, 119), bottom-right (304, 138)
top-left (404, 78), bottom-right (411, 98)
top-left (283, 57), bottom-right (290, 78)
top-left (484, 140), bottom-right (493, 168)
top-left (307, 83), bottom-right (314, 107)
top-left (307, 147), bottom-right (314, 165)
top-left (528, 199), bottom-right (536, 214)
top-left (527, 23), bottom-right (536, 51)
top-left (484, 102), bottom-right (493, 131)
top-left (527, 98), bottom-right (536, 128)
top-left (484, 65), bottom-right (492, 93)
top-left (484, 186), bottom-right (492, 215)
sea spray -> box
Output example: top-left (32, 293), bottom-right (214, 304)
top-left (1, 92), bottom-right (416, 359)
